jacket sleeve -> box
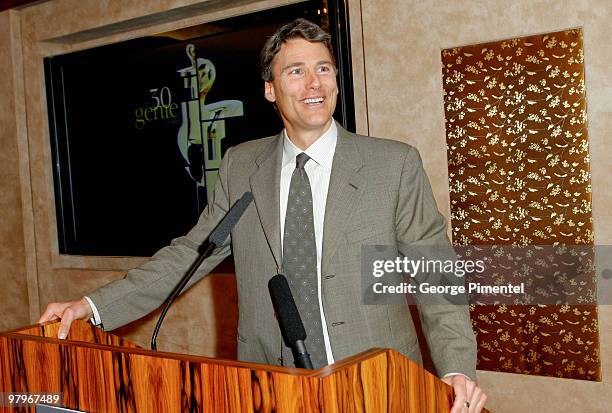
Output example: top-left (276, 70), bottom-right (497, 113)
top-left (86, 148), bottom-right (234, 331)
top-left (395, 146), bottom-right (477, 380)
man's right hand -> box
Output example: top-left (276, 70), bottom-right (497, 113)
top-left (38, 298), bottom-right (94, 339)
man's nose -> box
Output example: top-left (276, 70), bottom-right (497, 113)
top-left (306, 71), bottom-right (321, 89)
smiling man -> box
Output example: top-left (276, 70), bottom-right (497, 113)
top-left (262, 35), bottom-right (338, 149)
top-left (40, 18), bottom-right (486, 412)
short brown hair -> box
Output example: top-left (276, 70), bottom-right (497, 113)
top-left (260, 18), bottom-right (335, 81)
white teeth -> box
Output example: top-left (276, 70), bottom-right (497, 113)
top-left (304, 97), bottom-right (324, 104)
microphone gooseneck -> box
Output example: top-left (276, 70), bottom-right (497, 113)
top-left (151, 191), bottom-right (253, 351)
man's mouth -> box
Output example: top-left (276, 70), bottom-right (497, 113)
top-left (302, 97), bottom-right (325, 105)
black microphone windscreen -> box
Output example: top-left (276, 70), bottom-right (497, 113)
top-left (209, 192), bottom-right (253, 246)
top-left (268, 274), bottom-right (307, 345)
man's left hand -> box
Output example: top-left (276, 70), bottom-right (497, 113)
top-left (441, 375), bottom-right (487, 413)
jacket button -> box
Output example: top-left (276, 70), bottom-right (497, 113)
top-left (324, 274), bottom-right (336, 280)
top-left (331, 321), bottom-right (345, 327)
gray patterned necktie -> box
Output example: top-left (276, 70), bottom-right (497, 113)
top-left (283, 152), bottom-right (327, 368)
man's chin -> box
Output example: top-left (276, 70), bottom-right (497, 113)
top-left (282, 113), bottom-right (334, 135)
top-left (304, 118), bottom-right (333, 131)
top-left (303, 111), bottom-right (334, 125)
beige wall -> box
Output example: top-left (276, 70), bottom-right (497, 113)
top-left (355, 1), bottom-right (612, 412)
top-left (1, 0), bottom-right (610, 411)
top-left (0, 10), bottom-right (31, 332)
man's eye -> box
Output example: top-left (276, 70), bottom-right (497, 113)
top-left (289, 68), bottom-right (303, 75)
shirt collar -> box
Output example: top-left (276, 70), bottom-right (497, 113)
top-left (282, 121), bottom-right (337, 169)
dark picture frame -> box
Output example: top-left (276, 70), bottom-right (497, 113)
top-left (44, 0), bottom-right (354, 257)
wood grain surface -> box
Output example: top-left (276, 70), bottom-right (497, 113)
top-left (0, 321), bottom-right (465, 412)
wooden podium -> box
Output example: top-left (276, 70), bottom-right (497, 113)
top-left (1, 320), bottom-right (457, 412)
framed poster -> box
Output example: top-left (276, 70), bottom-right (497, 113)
top-left (44, 0), bottom-right (354, 256)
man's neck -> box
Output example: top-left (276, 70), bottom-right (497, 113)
top-left (285, 120), bottom-right (333, 150)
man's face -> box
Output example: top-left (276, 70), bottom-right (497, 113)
top-left (264, 38), bottom-right (338, 140)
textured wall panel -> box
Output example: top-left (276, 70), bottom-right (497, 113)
top-left (442, 28), bottom-right (600, 380)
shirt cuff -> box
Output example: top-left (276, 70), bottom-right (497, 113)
top-left (443, 372), bottom-right (472, 381)
top-left (83, 296), bottom-right (102, 326)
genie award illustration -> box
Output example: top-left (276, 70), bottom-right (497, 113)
top-left (177, 44), bottom-right (244, 204)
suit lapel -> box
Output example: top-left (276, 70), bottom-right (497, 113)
top-left (322, 125), bottom-right (365, 274)
top-left (249, 133), bottom-right (284, 270)
top-left (248, 126), bottom-right (365, 274)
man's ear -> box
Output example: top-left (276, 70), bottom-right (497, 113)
top-left (264, 81), bottom-right (276, 103)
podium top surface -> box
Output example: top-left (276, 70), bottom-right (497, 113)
top-left (2, 320), bottom-right (394, 377)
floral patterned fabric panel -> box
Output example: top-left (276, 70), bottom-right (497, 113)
top-left (441, 28), bottom-right (600, 380)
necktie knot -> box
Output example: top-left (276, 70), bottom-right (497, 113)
top-left (296, 152), bottom-right (310, 170)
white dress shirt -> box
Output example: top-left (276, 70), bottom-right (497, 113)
top-left (280, 122), bottom-right (337, 365)
top-left (84, 295), bottom-right (102, 326)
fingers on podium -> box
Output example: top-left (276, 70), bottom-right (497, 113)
top-left (38, 299), bottom-right (92, 339)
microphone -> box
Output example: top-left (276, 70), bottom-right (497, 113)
top-left (268, 273), bottom-right (313, 369)
top-left (209, 192), bottom-right (253, 246)
top-left (151, 191), bottom-right (253, 350)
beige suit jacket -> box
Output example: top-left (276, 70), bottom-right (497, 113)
top-left (87, 123), bottom-right (477, 379)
